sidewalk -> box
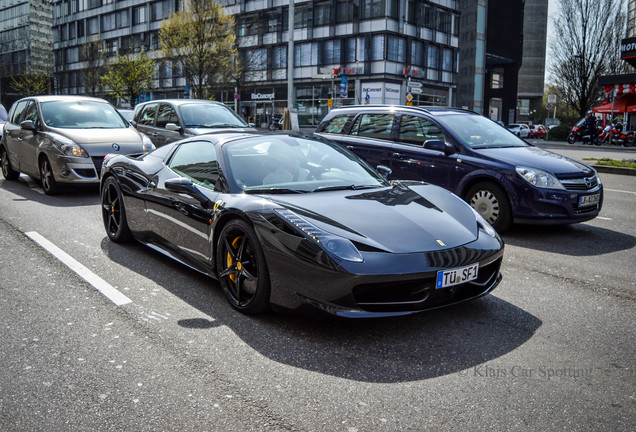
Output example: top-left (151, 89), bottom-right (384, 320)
top-left (529, 139), bottom-right (636, 176)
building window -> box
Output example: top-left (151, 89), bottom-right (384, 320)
top-left (87, 16), bottom-right (99, 34)
top-left (133, 6), bottom-right (146, 25)
top-left (346, 38), bottom-right (356, 63)
top-left (371, 35), bottom-right (384, 60)
top-left (492, 73), bottom-right (503, 89)
top-left (388, 0), bottom-right (398, 19)
top-left (427, 44), bottom-right (439, 69)
top-left (387, 36), bottom-right (405, 62)
top-left (336, 0), bottom-right (353, 23)
top-left (442, 48), bottom-right (453, 71)
top-left (117, 10), bottom-right (129, 28)
top-left (88, 0), bottom-right (101, 9)
top-left (437, 10), bottom-right (451, 33)
top-left (361, 0), bottom-right (385, 19)
top-left (423, 5), bottom-right (435, 29)
top-left (69, 22), bottom-right (76, 39)
top-left (357, 37), bottom-right (367, 62)
top-left (294, 42), bottom-right (318, 66)
top-left (101, 13), bottom-right (115, 32)
top-left (323, 40), bottom-right (341, 65)
top-left (77, 20), bottom-right (84, 37)
top-left (411, 40), bottom-right (424, 67)
top-left (407, 0), bottom-right (416, 24)
top-left (272, 46), bottom-right (287, 69)
top-left (247, 48), bottom-right (267, 70)
top-left (314, 3), bottom-right (331, 26)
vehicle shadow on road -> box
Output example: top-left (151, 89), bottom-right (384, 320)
top-left (0, 177), bottom-right (100, 207)
top-left (101, 237), bottom-right (542, 384)
top-left (502, 223), bottom-right (636, 256)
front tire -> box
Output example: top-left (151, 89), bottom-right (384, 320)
top-left (39, 156), bottom-right (60, 195)
top-left (101, 176), bottom-right (132, 243)
top-left (216, 219), bottom-right (270, 314)
top-left (567, 134), bottom-right (577, 144)
top-left (0, 146), bottom-right (19, 180)
top-left (465, 182), bottom-right (512, 232)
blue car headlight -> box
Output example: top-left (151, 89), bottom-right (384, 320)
top-left (515, 166), bottom-right (565, 190)
top-left (275, 209), bottom-right (363, 263)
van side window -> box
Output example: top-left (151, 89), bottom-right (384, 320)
top-left (399, 115), bottom-right (446, 145)
top-left (138, 104), bottom-right (158, 126)
top-left (350, 114), bottom-right (394, 139)
top-left (321, 114), bottom-right (354, 134)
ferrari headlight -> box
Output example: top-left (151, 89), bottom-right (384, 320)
top-left (515, 166), bottom-right (564, 190)
top-left (471, 207), bottom-right (497, 238)
top-left (141, 134), bottom-right (155, 152)
top-left (52, 136), bottom-right (88, 158)
top-left (275, 209), bottom-right (363, 262)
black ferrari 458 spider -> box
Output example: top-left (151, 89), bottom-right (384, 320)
top-left (100, 132), bottom-right (504, 317)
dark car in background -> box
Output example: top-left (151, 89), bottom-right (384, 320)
top-left (0, 104), bottom-right (8, 140)
top-left (316, 105), bottom-right (603, 231)
top-left (131, 99), bottom-right (255, 147)
top-left (100, 132), bottom-right (503, 317)
top-left (0, 95), bottom-right (154, 194)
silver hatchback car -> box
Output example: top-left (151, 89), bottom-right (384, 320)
top-left (0, 95), bottom-right (154, 194)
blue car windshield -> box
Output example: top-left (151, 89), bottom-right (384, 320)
top-left (41, 101), bottom-right (128, 129)
top-left (436, 114), bottom-right (528, 149)
top-left (180, 103), bottom-right (248, 128)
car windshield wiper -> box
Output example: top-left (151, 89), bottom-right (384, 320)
top-left (312, 184), bottom-right (381, 192)
top-left (243, 187), bottom-right (306, 194)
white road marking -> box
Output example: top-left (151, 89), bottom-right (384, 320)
top-left (605, 188), bottom-right (636, 195)
top-left (25, 231), bottom-right (132, 306)
top-left (597, 216), bottom-right (613, 220)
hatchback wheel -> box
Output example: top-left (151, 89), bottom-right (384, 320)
top-left (0, 147), bottom-right (19, 180)
top-left (216, 219), bottom-right (270, 314)
top-left (465, 182), bottom-right (512, 232)
top-left (39, 156), bottom-right (60, 195)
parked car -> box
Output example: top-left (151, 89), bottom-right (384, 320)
top-left (100, 132), bottom-right (504, 317)
top-left (506, 123), bottom-right (530, 138)
top-left (528, 124), bottom-right (547, 139)
top-left (315, 105), bottom-right (603, 231)
top-left (0, 95), bottom-right (155, 194)
top-left (131, 99), bottom-right (255, 147)
top-left (117, 108), bottom-right (134, 122)
top-left (0, 104), bottom-right (8, 141)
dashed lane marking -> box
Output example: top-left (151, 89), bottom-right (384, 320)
top-left (25, 231), bottom-right (132, 306)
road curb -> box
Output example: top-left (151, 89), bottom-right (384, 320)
top-left (591, 165), bottom-right (636, 176)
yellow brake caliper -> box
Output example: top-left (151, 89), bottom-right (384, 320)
top-left (227, 236), bottom-right (243, 283)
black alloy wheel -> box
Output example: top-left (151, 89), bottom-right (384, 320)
top-left (39, 156), bottom-right (60, 195)
top-left (216, 219), bottom-right (270, 314)
top-left (0, 147), bottom-right (19, 180)
top-left (101, 176), bottom-right (132, 243)
top-left (465, 181), bottom-right (512, 232)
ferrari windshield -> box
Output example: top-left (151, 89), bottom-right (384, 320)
top-left (223, 135), bottom-right (389, 193)
top-left (41, 101), bottom-right (129, 129)
top-left (436, 114), bottom-right (528, 149)
top-left (180, 103), bottom-right (248, 128)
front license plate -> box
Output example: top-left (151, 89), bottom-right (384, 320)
top-left (436, 263), bottom-right (479, 289)
top-left (578, 193), bottom-right (600, 207)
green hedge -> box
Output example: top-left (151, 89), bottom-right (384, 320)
top-left (546, 124), bottom-right (571, 141)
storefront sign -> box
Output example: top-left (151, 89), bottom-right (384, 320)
top-left (251, 92), bottom-right (275, 100)
top-left (362, 82), bottom-right (401, 105)
top-left (620, 37), bottom-right (636, 60)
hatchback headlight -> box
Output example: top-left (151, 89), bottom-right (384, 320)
top-left (141, 134), bottom-right (155, 152)
top-left (515, 166), bottom-right (564, 190)
top-left (275, 209), bottom-right (363, 263)
top-left (53, 136), bottom-right (88, 158)
top-left (471, 208), bottom-right (498, 238)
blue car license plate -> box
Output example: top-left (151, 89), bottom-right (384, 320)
top-left (578, 193), bottom-right (600, 207)
top-left (436, 263), bottom-right (479, 289)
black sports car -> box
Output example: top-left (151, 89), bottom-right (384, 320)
top-left (100, 132), bottom-right (504, 317)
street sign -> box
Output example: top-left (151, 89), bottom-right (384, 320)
top-left (327, 98), bottom-right (332, 107)
top-left (547, 94), bottom-right (557, 104)
top-left (406, 93), bottom-right (413, 102)
top-left (409, 87), bottom-right (423, 94)
top-left (408, 81), bottom-right (423, 88)
top-left (406, 101), bottom-right (413, 106)
top-left (546, 103), bottom-right (552, 109)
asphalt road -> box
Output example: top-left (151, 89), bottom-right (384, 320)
top-left (0, 168), bottom-right (634, 431)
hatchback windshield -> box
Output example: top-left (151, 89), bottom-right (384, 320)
top-left (41, 101), bottom-right (128, 129)
top-left (180, 103), bottom-right (248, 128)
top-left (436, 114), bottom-right (527, 149)
top-left (223, 136), bottom-right (388, 193)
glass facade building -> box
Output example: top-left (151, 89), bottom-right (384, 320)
top-left (51, 0), bottom-right (461, 127)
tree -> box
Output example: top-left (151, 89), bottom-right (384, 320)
top-left (100, 50), bottom-right (155, 108)
top-left (548, 0), bottom-right (628, 118)
top-left (159, 0), bottom-right (238, 99)
top-left (10, 72), bottom-right (50, 96)
top-left (81, 39), bottom-right (108, 96)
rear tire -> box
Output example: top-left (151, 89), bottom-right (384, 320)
top-left (101, 176), bottom-right (132, 243)
top-left (0, 146), bottom-right (19, 180)
top-left (465, 182), bottom-right (512, 232)
top-left (567, 134), bottom-right (577, 144)
top-left (39, 156), bottom-right (60, 195)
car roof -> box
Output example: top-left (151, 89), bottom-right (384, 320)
top-left (136, 99), bottom-right (226, 107)
top-left (15, 95), bottom-right (110, 104)
top-left (327, 104), bottom-right (477, 117)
